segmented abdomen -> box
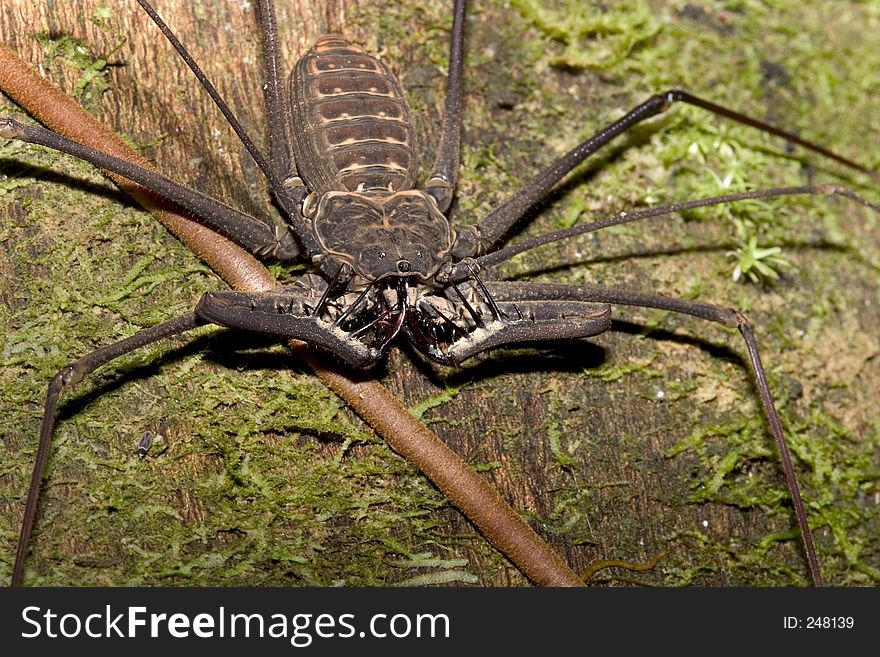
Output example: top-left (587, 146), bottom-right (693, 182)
top-left (289, 36), bottom-right (417, 196)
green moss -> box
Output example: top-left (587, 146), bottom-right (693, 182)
top-left (580, 355), bottom-right (661, 383)
top-left (408, 384), bottom-right (463, 421)
top-left (2, 0), bottom-right (878, 587)
top-left (34, 30), bottom-right (123, 112)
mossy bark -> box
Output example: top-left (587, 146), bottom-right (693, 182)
top-left (1, 0), bottom-right (877, 586)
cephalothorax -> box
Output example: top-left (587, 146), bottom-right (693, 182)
top-left (5, 0), bottom-right (880, 586)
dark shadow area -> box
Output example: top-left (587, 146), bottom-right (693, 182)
top-left (451, 114), bottom-right (669, 233)
top-left (48, 328), bottom-right (350, 440)
top-left (399, 312), bottom-right (745, 392)
top-left (0, 157), bottom-right (135, 207)
top-left (608, 318), bottom-right (743, 364)
top-left (401, 336), bottom-right (609, 390)
top-left (499, 233), bottom-right (865, 282)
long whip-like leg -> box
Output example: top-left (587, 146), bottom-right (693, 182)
top-left (0, 118), bottom-right (299, 259)
top-left (256, 0), bottom-right (295, 185)
top-left (444, 183), bottom-right (880, 283)
top-left (468, 90), bottom-right (880, 253)
top-left (425, 0), bottom-right (467, 212)
top-left (11, 313), bottom-right (203, 586)
top-left (134, 0), bottom-right (318, 255)
top-left (486, 281), bottom-right (824, 586)
top-left (479, 184), bottom-right (879, 273)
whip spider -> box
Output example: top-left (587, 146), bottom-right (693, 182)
top-left (1, 0), bottom-right (878, 586)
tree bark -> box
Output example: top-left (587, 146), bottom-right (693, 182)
top-left (1, 0), bottom-right (878, 586)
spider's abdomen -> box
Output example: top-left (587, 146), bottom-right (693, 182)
top-left (289, 36), bottom-right (417, 196)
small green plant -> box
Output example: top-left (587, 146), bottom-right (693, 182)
top-left (726, 217), bottom-right (794, 285)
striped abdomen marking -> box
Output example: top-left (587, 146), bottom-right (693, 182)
top-left (290, 36), bottom-right (417, 196)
